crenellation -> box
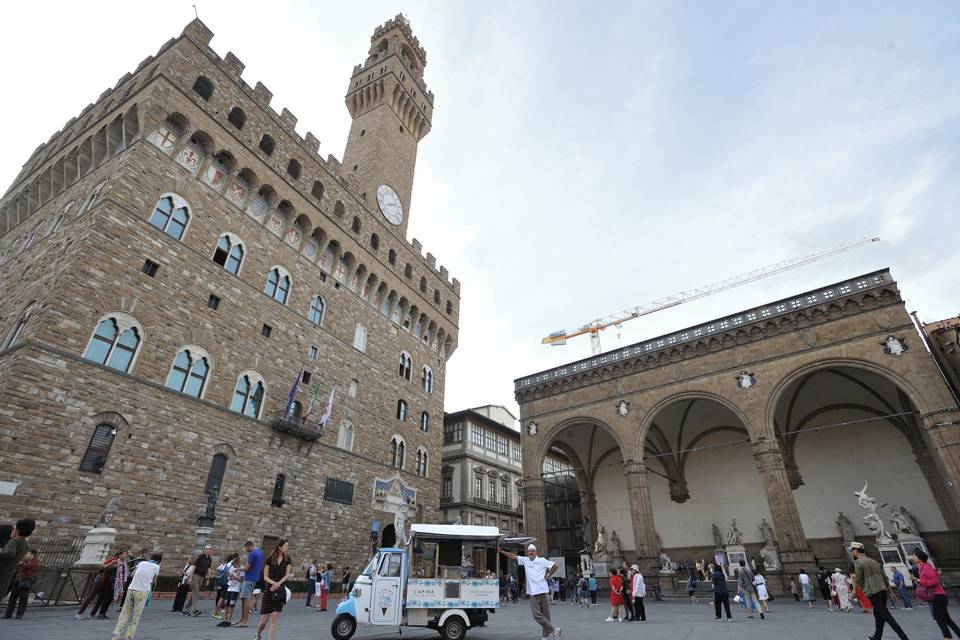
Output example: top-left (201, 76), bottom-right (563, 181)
top-left (327, 155), bottom-right (342, 170)
top-left (452, 278), bottom-right (460, 295)
top-left (279, 107), bottom-right (298, 130)
top-left (222, 51), bottom-right (245, 78)
top-left (117, 72), bottom-right (133, 85)
top-left (439, 266), bottom-right (448, 280)
top-left (180, 17), bottom-right (214, 47)
top-left (253, 81), bottom-right (273, 107)
top-left (304, 132), bottom-right (320, 154)
top-left (426, 252), bottom-right (436, 269)
top-left (97, 88), bottom-right (111, 101)
top-left (135, 56), bottom-right (153, 72)
top-left (411, 238), bottom-right (422, 255)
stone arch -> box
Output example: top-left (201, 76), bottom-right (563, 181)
top-left (636, 389), bottom-right (755, 459)
top-left (531, 415), bottom-right (630, 482)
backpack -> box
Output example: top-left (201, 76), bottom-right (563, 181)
top-left (216, 562), bottom-right (230, 587)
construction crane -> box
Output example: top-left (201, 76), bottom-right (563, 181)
top-left (543, 237), bottom-right (881, 355)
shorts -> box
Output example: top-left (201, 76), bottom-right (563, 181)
top-left (240, 581), bottom-right (256, 599)
top-left (226, 591), bottom-right (239, 607)
top-left (217, 585), bottom-right (229, 602)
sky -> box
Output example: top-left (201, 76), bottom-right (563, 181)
top-left (2, 1), bottom-right (959, 422)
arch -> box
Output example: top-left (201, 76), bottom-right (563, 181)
top-left (287, 159), bottom-right (301, 179)
top-left (247, 184), bottom-right (275, 220)
top-left (308, 295), bottom-right (326, 326)
top-left (82, 312), bottom-right (144, 373)
top-left (370, 233), bottom-right (380, 251)
top-left (259, 134), bottom-right (275, 156)
top-left (333, 200), bottom-right (346, 218)
top-left (311, 180), bottom-right (325, 201)
top-left (2, 300), bottom-right (38, 350)
top-left (390, 434), bottom-right (406, 469)
top-left (532, 415), bottom-right (631, 475)
top-left (227, 106), bottom-right (246, 129)
top-left (192, 75), bottom-right (214, 100)
top-left (416, 447), bottom-right (429, 477)
top-left (230, 370), bottom-right (266, 418)
top-left (421, 365), bottom-right (433, 394)
top-left (348, 378), bottom-right (359, 398)
top-left (635, 390), bottom-right (756, 458)
top-left (350, 216), bottom-right (361, 234)
top-left (388, 248), bottom-right (397, 265)
top-left (203, 150), bottom-right (235, 190)
top-left (264, 265), bottom-right (292, 304)
top-left (212, 232), bottom-right (245, 275)
top-left (164, 345), bottom-right (212, 398)
top-left (381, 524), bottom-right (396, 548)
top-left (353, 323), bottom-right (367, 352)
top-left (148, 192), bottom-right (191, 240)
top-left (337, 420), bottom-right (355, 451)
top-left (398, 351), bottom-right (413, 380)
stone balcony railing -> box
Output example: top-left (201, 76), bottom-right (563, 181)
top-left (268, 411), bottom-right (325, 441)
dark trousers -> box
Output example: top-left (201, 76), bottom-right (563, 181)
top-left (932, 594), bottom-right (960, 638)
top-left (305, 579), bottom-right (315, 606)
top-left (4, 585), bottom-right (30, 618)
top-left (590, 589), bottom-right (597, 604)
top-left (171, 583), bottom-right (189, 611)
top-left (77, 576), bottom-right (101, 614)
top-left (623, 592), bottom-right (635, 619)
top-left (868, 590), bottom-right (908, 639)
top-left (714, 592), bottom-right (731, 619)
top-left (634, 596), bottom-right (646, 621)
top-left (92, 585), bottom-right (114, 617)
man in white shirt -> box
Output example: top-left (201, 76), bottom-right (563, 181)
top-left (113, 553), bottom-right (162, 640)
top-left (499, 544), bottom-right (561, 639)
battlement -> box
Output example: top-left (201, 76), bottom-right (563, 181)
top-left (373, 14), bottom-right (427, 66)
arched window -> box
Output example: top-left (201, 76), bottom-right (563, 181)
top-left (192, 76), bottom-right (214, 101)
top-left (165, 347), bottom-right (210, 398)
top-left (434, 289), bottom-right (440, 304)
top-left (337, 420), bottom-right (354, 451)
top-left (351, 216), bottom-right (361, 233)
top-left (348, 378), bottom-right (359, 398)
top-left (271, 474), bottom-right (286, 507)
top-left (148, 194), bottom-right (190, 240)
top-left (391, 436), bottom-right (405, 469)
top-left (264, 267), bottom-right (291, 304)
top-left (77, 181), bottom-right (107, 216)
top-left (420, 411), bottom-right (429, 432)
top-left (311, 180), bottom-right (325, 200)
top-left (370, 233), bottom-right (380, 250)
top-left (227, 106), bottom-right (246, 129)
top-left (398, 352), bottom-right (412, 381)
top-left (446, 300), bottom-right (453, 315)
top-left (212, 234), bottom-right (244, 274)
top-left (3, 301), bottom-right (36, 350)
top-left (204, 453), bottom-right (228, 496)
top-left (259, 134), bottom-right (275, 156)
top-left (404, 264), bottom-right (413, 279)
top-left (396, 399), bottom-right (407, 421)
top-left (79, 423), bottom-right (117, 473)
top-left (230, 372), bottom-right (265, 418)
top-left (308, 295), bottom-right (325, 325)
top-left (421, 366), bottom-right (433, 394)
top-left (353, 324), bottom-right (367, 352)
top-left (287, 159), bottom-right (300, 179)
top-left (82, 315), bottom-right (141, 373)
top-left (388, 249), bottom-right (397, 265)
top-left (415, 449), bottom-right (428, 477)
top-left (419, 277), bottom-right (427, 293)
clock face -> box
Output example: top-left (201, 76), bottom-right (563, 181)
top-left (377, 184), bottom-right (404, 226)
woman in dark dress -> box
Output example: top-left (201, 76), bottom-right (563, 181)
top-left (256, 539), bottom-right (292, 640)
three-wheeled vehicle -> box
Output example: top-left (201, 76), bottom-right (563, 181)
top-left (332, 524), bottom-right (521, 640)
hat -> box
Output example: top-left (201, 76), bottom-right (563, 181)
top-left (849, 542), bottom-right (865, 551)
top-left (631, 564), bottom-right (639, 572)
top-left (834, 567), bottom-right (842, 573)
top-left (244, 540), bottom-right (255, 546)
top-left (204, 544), bottom-right (214, 549)
top-left (527, 544), bottom-right (537, 551)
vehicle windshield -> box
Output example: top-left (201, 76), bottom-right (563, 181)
top-left (360, 553), bottom-right (380, 577)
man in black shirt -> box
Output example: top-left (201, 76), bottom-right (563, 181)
top-left (185, 544), bottom-right (214, 616)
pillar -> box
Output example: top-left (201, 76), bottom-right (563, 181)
top-left (522, 477), bottom-right (548, 554)
top-left (751, 439), bottom-right (815, 572)
top-left (624, 461), bottom-right (659, 570)
top-left (922, 411), bottom-right (960, 518)
top-left (580, 489), bottom-right (599, 548)
top-left (913, 444), bottom-right (960, 531)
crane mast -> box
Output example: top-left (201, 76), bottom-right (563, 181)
top-left (543, 237), bottom-right (880, 355)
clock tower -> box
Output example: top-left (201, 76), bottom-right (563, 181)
top-left (341, 15), bottom-right (433, 239)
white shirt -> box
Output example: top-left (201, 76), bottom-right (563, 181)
top-left (632, 572), bottom-right (646, 598)
top-left (128, 561), bottom-right (160, 593)
top-left (518, 556), bottom-right (555, 596)
top-left (228, 567), bottom-right (245, 592)
top-left (799, 573), bottom-right (810, 585)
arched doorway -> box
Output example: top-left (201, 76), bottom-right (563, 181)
top-left (381, 524), bottom-right (396, 548)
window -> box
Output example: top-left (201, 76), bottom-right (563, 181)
top-left (512, 444), bottom-right (522, 463)
top-left (343, 378), bottom-right (358, 400)
top-left (192, 76), bottom-right (214, 100)
top-left (207, 294), bottom-right (221, 310)
top-left (419, 277), bottom-right (427, 293)
top-left (308, 296), bottom-right (325, 325)
top-left (148, 194), bottom-right (190, 240)
top-left (271, 474), bottom-right (286, 507)
top-left (434, 289), bottom-right (440, 304)
top-left (496, 433), bottom-right (508, 456)
top-left (3, 302), bottom-right (36, 350)
top-left (396, 399), bottom-right (407, 421)
top-left (259, 134), bottom-right (275, 155)
top-left (212, 234), bottom-right (244, 274)
top-left (79, 423), bottom-right (117, 473)
top-left (83, 316), bottom-right (141, 372)
top-left (444, 420), bottom-right (463, 444)
top-left (421, 366), bottom-right (433, 394)
top-left (264, 267), bottom-right (291, 304)
top-left (489, 477), bottom-right (497, 501)
top-left (141, 259), bottom-right (159, 277)
top-left (204, 453), bottom-right (227, 496)
top-left (501, 482), bottom-right (509, 506)
top-left (353, 324), bottom-right (367, 352)
top-left (261, 324), bottom-right (272, 338)
top-left (324, 477), bottom-right (354, 504)
top-left (391, 436), bottom-right (405, 469)
top-left (337, 420), bottom-right (354, 451)
top-left (311, 180), bottom-right (325, 200)
top-left (446, 300), bottom-right (453, 315)
top-left (165, 348), bottom-right (210, 398)
top-left (415, 449), bottom-right (428, 477)
top-left (351, 217), bottom-right (361, 233)
top-left (420, 411), bottom-right (429, 432)
top-left (308, 345), bottom-right (319, 359)
top-left (398, 352), bottom-right (412, 380)
top-left (370, 233), bottom-right (379, 250)
top-left (471, 425), bottom-right (484, 446)
top-left (301, 370), bottom-right (312, 385)
top-left (227, 106), bottom-right (246, 129)
top-left (404, 264), bottom-right (413, 279)
top-left (474, 475), bottom-right (483, 499)
top-left (442, 476), bottom-right (453, 499)
top-left (231, 372), bottom-right (265, 418)
top-left (287, 159), bottom-right (301, 179)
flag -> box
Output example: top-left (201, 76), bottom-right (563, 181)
top-left (303, 382), bottom-right (322, 421)
top-left (283, 368), bottom-right (303, 418)
top-left (318, 386), bottom-right (336, 428)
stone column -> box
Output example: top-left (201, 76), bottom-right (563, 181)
top-left (522, 477), bottom-right (548, 553)
top-left (922, 411), bottom-right (960, 516)
top-left (913, 444), bottom-right (960, 531)
top-left (624, 461), bottom-right (659, 570)
top-left (751, 439), bottom-right (815, 572)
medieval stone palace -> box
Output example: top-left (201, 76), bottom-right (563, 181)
top-left (516, 270), bottom-right (960, 591)
top-left (0, 16), bottom-right (458, 569)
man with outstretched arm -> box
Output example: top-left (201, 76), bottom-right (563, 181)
top-left (499, 543), bottom-right (561, 639)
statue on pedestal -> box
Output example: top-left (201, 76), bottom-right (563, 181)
top-left (854, 482), bottom-right (893, 543)
top-left (96, 497), bottom-right (121, 528)
top-left (758, 518), bottom-right (776, 547)
top-left (659, 551), bottom-right (673, 573)
top-left (712, 523), bottom-right (724, 549)
top-left (760, 546), bottom-right (781, 571)
top-left (594, 525), bottom-right (609, 560)
top-left (889, 506), bottom-right (920, 538)
top-left (836, 511), bottom-right (856, 543)
top-left (394, 501), bottom-right (410, 547)
top-left (726, 519), bottom-right (743, 546)
top-left (609, 530), bottom-right (622, 559)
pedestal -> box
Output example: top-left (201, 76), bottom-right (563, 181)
top-left (579, 553), bottom-right (594, 577)
top-left (898, 536), bottom-right (932, 569)
top-left (74, 527), bottom-right (118, 568)
top-left (759, 545), bottom-right (781, 571)
top-left (724, 545), bottom-right (747, 578)
top-left (593, 560), bottom-right (610, 577)
top-left (877, 541), bottom-right (913, 586)
top-left (192, 526), bottom-right (213, 557)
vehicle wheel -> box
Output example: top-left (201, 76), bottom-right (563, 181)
top-left (331, 613), bottom-right (357, 640)
top-left (441, 616), bottom-right (466, 640)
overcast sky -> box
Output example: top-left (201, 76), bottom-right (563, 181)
top-left (2, 1), bottom-right (959, 421)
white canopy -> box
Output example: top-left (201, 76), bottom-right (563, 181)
top-left (409, 524), bottom-right (502, 540)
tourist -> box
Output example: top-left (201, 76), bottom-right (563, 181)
top-left (112, 553), bottom-right (161, 640)
top-left (852, 568), bottom-right (872, 613)
top-left (736, 560), bottom-right (764, 620)
top-left (588, 573), bottom-right (598, 606)
top-left (320, 563), bottom-right (332, 611)
top-left (217, 556), bottom-right (244, 627)
top-left (171, 558), bottom-right (194, 613)
top-left (577, 573), bottom-right (589, 608)
top-left (851, 541), bottom-right (909, 640)
top-left (790, 576), bottom-right (799, 602)
top-left (305, 561), bottom-right (317, 607)
top-left (0, 519), bottom-right (34, 602)
top-left (234, 540), bottom-right (263, 628)
top-left (631, 564), bottom-right (646, 623)
top-left (914, 548), bottom-right (960, 638)
top-left (833, 568), bottom-right (853, 612)
top-left (712, 563), bottom-right (732, 621)
top-left (93, 548), bottom-right (130, 619)
top-left (606, 567), bottom-right (624, 622)
top-left (120, 548), bottom-right (149, 607)
top-left (212, 553), bottom-right (237, 619)
top-left (498, 543), bottom-right (561, 639)
top-left (76, 549), bottom-right (119, 619)
top-left (688, 573), bottom-right (700, 604)
top-left (621, 566), bottom-right (635, 620)
top-left (255, 539), bottom-right (292, 640)
top-left (891, 566), bottom-right (912, 611)
top-left (799, 569), bottom-right (815, 607)
top-left (340, 566), bottom-right (352, 601)
top-left (754, 570), bottom-right (770, 614)
top-left (183, 544), bottom-right (213, 616)
top-left (2, 548), bottom-right (38, 619)
top-left (817, 567), bottom-right (834, 611)
top-left (312, 561), bottom-right (324, 610)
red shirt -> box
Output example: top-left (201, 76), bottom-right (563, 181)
top-left (917, 562), bottom-right (946, 597)
top-left (609, 575), bottom-right (623, 605)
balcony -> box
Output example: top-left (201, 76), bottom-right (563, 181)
top-left (268, 411), bottom-right (325, 441)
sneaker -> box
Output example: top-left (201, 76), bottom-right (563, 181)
top-left (217, 621), bottom-right (232, 627)
top-left (192, 611), bottom-right (202, 617)
top-left (714, 618), bottom-right (721, 622)
top-left (605, 617), bottom-right (614, 622)
top-left (760, 613), bottom-right (765, 620)
top-left (75, 613), bottom-right (84, 620)
top-left (553, 628), bottom-right (561, 639)
top-left (181, 611), bottom-right (190, 616)
top-left (212, 612), bottom-right (222, 619)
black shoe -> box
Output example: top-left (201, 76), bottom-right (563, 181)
top-left (2, 615), bottom-right (11, 619)
top-left (192, 611), bottom-right (202, 617)
top-left (217, 621), bottom-right (231, 627)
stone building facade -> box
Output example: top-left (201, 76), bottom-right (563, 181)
top-left (0, 16), bottom-right (459, 574)
top-left (515, 270), bottom-right (960, 589)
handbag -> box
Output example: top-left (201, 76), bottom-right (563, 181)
top-left (915, 584), bottom-right (936, 602)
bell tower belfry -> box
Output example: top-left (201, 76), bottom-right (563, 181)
top-left (341, 15), bottom-right (433, 239)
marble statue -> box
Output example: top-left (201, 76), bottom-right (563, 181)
top-left (854, 482), bottom-right (892, 543)
top-left (579, 515), bottom-right (591, 554)
top-left (594, 525), bottom-right (608, 559)
top-left (726, 519), bottom-right (743, 546)
top-left (659, 551), bottom-right (673, 572)
top-left (609, 530), bottom-right (622, 558)
top-left (760, 546), bottom-right (781, 571)
top-left (835, 511), bottom-right (856, 543)
top-left (889, 506), bottom-right (920, 538)
top-left (712, 523), bottom-right (724, 549)
top-left (96, 497), bottom-right (121, 528)
top-left (394, 502), bottom-right (410, 547)
top-left (758, 518), bottom-right (776, 547)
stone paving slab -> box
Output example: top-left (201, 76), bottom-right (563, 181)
top-left (0, 596), bottom-right (950, 640)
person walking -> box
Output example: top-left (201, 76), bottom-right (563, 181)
top-left (340, 566), bottom-right (351, 601)
top-left (712, 563), bottom-right (732, 621)
top-left (234, 540), bottom-right (263, 628)
top-left (183, 544), bottom-right (213, 616)
top-left (790, 576), bottom-right (799, 602)
top-left (93, 549), bottom-right (130, 619)
top-left (111, 553), bottom-right (161, 640)
top-left (754, 570), bottom-right (770, 614)
top-left (305, 561), bottom-right (317, 608)
top-left (0, 518), bottom-right (34, 604)
top-left (217, 557), bottom-right (244, 628)
top-left (607, 567), bottom-right (624, 622)
top-left (799, 569), bottom-right (816, 607)
top-left (853, 569), bottom-right (873, 613)
top-left (817, 567), bottom-right (835, 611)
top-left (631, 564), bottom-right (647, 623)
top-left (834, 568), bottom-right (853, 612)
top-left (891, 566), bottom-right (913, 611)
top-left (852, 541), bottom-right (909, 640)
top-left (914, 549), bottom-right (960, 638)
top-left (171, 558), bottom-right (194, 613)
top-left (498, 543), bottom-right (561, 639)
top-left (688, 574), bottom-right (700, 604)
top-left (736, 560), bottom-right (764, 620)
top-left (255, 539), bottom-right (292, 640)
top-left (588, 574), bottom-right (598, 606)
top-left (2, 548), bottom-right (39, 619)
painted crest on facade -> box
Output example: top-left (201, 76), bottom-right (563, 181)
top-left (735, 370), bottom-right (757, 389)
top-left (616, 400), bottom-right (630, 417)
top-left (881, 335), bottom-right (908, 357)
top-left (527, 421), bottom-right (539, 437)
top-left (148, 126), bottom-right (177, 154)
top-left (372, 473), bottom-right (417, 514)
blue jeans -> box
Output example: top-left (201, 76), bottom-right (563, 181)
top-left (896, 586), bottom-right (911, 608)
top-left (306, 578), bottom-right (316, 606)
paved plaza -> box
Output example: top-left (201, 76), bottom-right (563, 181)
top-left (1, 596), bottom-right (954, 640)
